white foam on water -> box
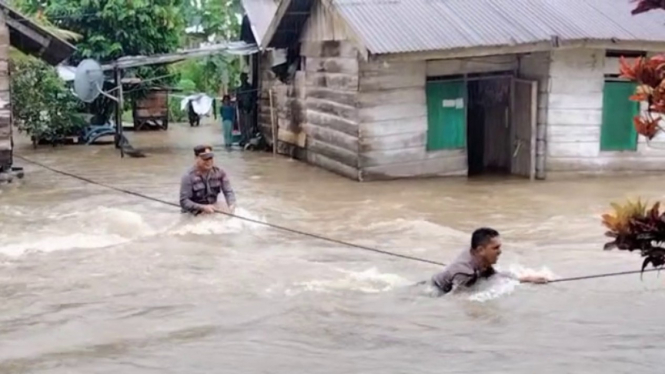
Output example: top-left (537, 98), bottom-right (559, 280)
top-left (169, 207), bottom-right (267, 236)
top-left (0, 206), bottom-right (156, 257)
top-left (465, 263), bottom-right (557, 303)
top-left (285, 267), bottom-right (414, 295)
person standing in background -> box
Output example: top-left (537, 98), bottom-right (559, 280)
top-left (236, 73), bottom-right (256, 147)
top-left (220, 95), bottom-right (236, 148)
top-left (187, 99), bottom-right (200, 127)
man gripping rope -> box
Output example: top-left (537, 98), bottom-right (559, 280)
top-left (179, 145), bottom-right (236, 215)
top-left (431, 227), bottom-right (549, 295)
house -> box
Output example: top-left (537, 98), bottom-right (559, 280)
top-left (240, 0), bottom-right (665, 181)
top-left (0, 1), bottom-right (76, 180)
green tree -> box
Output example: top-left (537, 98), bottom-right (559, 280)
top-left (15, 0), bottom-right (186, 122)
top-left (16, 0), bottom-right (185, 65)
top-left (10, 58), bottom-right (87, 145)
top-left (169, 0), bottom-right (243, 120)
top-left (175, 0), bottom-right (243, 95)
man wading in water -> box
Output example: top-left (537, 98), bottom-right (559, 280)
top-left (431, 228), bottom-right (549, 295)
top-left (179, 145), bottom-right (236, 215)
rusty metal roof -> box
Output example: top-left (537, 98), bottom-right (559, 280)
top-left (0, 0), bottom-right (76, 65)
top-left (333, 0), bottom-right (665, 55)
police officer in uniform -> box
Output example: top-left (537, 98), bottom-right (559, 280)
top-left (179, 145), bottom-right (236, 215)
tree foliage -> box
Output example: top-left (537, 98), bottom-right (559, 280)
top-left (174, 0), bottom-right (243, 95)
top-left (10, 58), bottom-right (86, 144)
top-left (169, 0), bottom-right (243, 120)
top-left (14, 0), bottom-right (187, 120)
top-left (16, 0), bottom-right (185, 65)
top-left (13, 0), bottom-right (242, 125)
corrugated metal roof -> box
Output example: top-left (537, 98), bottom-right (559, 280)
top-left (0, 0), bottom-right (77, 65)
top-left (102, 42), bottom-right (259, 70)
top-left (333, 0), bottom-right (665, 54)
top-left (240, 0), bottom-right (279, 46)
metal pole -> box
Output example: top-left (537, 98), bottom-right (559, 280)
top-left (114, 68), bottom-right (125, 158)
top-left (269, 88), bottom-right (277, 155)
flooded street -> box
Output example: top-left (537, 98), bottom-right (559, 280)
top-left (1, 121), bottom-right (665, 373)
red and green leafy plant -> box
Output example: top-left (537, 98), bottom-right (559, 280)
top-left (604, 0), bottom-right (665, 274)
top-left (618, 56), bottom-right (665, 140)
top-left (602, 200), bottom-right (665, 274)
top-left (616, 0), bottom-right (665, 140)
top-left (630, 0), bottom-right (665, 15)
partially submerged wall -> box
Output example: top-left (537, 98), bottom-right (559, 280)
top-left (518, 52), bottom-right (551, 179)
top-left (256, 50), bottom-right (307, 158)
top-left (301, 40), bottom-right (360, 180)
top-left (357, 56), bottom-right (518, 180)
top-left (257, 1), bottom-right (362, 180)
top-left (545, 49), bottom-right (665, 175)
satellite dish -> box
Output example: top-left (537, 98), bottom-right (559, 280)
top-left (74, 59), bottom-right (117, 103)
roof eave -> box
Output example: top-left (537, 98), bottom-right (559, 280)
top-left (369, 39), bottom-right (665, 62)
top-left (0, 0), bottom-right (77, 65)
top-left (259, 0), bottom-right (292, 50)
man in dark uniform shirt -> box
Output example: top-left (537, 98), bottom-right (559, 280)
top-left (431, 227), bottom-right (549, 295)
top-left (179, 145), bottom-right (236, 215)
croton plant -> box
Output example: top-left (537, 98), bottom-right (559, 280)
top-left (600, 1), bottom-right (665, 273)
top-left (603, 201), bottom-right (665, 274)
top-left (618, 56), bottom-right (665, 140)
top-left (630, 0), bottom-right (665, 15)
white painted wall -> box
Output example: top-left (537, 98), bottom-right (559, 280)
top-left (518, 52), bottom-right (551, 179)
top-left (545, 49), bottom-right (665, 174)
top-left (357, 55), bottom-right (520, 180)
top-left (426, 55), bottom-right (518, 76)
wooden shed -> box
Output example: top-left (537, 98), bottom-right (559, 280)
top-left (132, 88), bottom-right (170, 131)
top-left (241, 0), bottom-right (665, 181)
top-left (0, 1), bottom-right (76, 179)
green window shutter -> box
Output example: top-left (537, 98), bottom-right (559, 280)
top-left (600, 81), bottom-right (639, 151)
top-left (426, 80), bottom-right (466, 151)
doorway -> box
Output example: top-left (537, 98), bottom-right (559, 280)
top-left (425, 73), bottom-right (538, 179)
top-left (466, 77), bottom-right (512, 177)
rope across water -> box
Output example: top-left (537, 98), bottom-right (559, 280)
top-left (13, 154), bottom-right (663, 284)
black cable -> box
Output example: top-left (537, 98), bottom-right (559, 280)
top-left (14, 155), bottom-right (447, 267)
top-left (12, 155), bottom-right (665, 284)
top-left (550, 268), bottom-right (662, 283)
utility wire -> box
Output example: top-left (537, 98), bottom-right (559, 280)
top-left (14, 154), bottom-right (446, 267)
top-left (12, 154), bottom-right (665, 284)
top-left (551, 268), bottom-right (662, 283)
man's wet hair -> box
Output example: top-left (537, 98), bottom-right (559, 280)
top-left (471, 227), bottom-right (499, 249)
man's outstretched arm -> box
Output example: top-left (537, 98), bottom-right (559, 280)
top-left (496, 270), bottom-right (549, 284)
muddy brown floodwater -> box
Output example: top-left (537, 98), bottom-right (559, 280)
top-left (1, 121), bottom-right (665, 374)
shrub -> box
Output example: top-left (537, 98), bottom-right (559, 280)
top-left (10, 58), bottom-right (86, 145)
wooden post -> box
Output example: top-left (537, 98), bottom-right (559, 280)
top-left (114, 68), bottom-right (125, 158)
top-left (269, 88), bottom-right (277, 155)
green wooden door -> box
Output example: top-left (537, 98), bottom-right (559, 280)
top-left (426, 80), bottom-right (466, 151)
top-left (600, 81), bottom-right (639, 151)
